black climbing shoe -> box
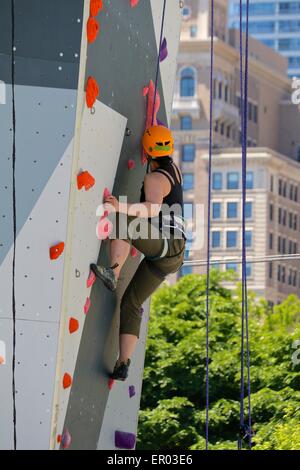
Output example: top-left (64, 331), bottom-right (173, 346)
top-left (110, 359), bottom-right (131, 381)
top-left (90, 264), bottom-right (117, 292)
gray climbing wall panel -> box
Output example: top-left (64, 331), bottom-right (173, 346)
top-left (0, 0), bottom-right (85, 450)
top-left (0, 0), bottom-right (182, 450)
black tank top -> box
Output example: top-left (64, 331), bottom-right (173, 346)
top-left (140, 160), bottom-right (185, 236)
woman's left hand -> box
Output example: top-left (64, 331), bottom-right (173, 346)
top-left (104, 195), bottom-right (119, 212)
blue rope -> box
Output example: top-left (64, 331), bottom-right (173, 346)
top-left (205, 0), bottom-right (215, 451)
top-left (238, 0), bottom-right (252, 450)
top-left (151, 0), bottom-right (167, 126)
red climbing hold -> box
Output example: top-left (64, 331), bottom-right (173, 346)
top-left (130, 0), bottom-right (140, 7)
top-left (87, 17), bottom-right (100, 43)
top-left (87, 270), bottom-right (96, 288)
top-left (131, 247), bottom-right (138, 258)
top-left (108, 378), bottom-right (115, 390)
top-left (84, 297), bottom-right (91, 315)
top-left (49, 242), bottom-right (65, 260)
top-left (115, 430), bottom-right (136, 450)
top-left (57, 435), bottom-right (62, 444)
top-left (61, 429), bottom-right (72, 449)
top-left (127, 159), bottom-right (135, 170)
top-left (63, 373), bottom-right (72, 389)
top-left (103, 187), bottom-right (111, 201)
top-left (86, 76), bottom-right (100, 109)
top-left (69, 317), bottom-right (79, 334)
top-left (90, 0), bottom-right (103, 17)
top-left (77, 170), bottom-right (95, 191)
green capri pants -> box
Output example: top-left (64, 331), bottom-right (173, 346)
top-left (111, 213), bottom-right (185, 338)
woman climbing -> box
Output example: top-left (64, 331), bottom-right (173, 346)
top-left (90, 125), bottom-right (186, 381)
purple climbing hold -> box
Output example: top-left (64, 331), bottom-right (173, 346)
top-left (159, 37), bottom-right (168, 62)
top-left (140, 307), bottom-right (144, 315)
top-left (129, 385), bottom-right (136, 398)
top-left (115, 430), bottom-right (136, 449)
top-left (61, 428), bottom-right (72, 449)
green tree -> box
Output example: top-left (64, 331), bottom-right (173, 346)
top-left (137, 272), bottom-right (300, 450)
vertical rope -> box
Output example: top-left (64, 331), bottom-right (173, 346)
top-left (238, 0), bottom-right (252, 450)
top-left (11, 0), bottom-right (17, 450)
top-left (205, 0), bottom-right (215, 451)
top-left (151, 0), bottom-right (167, 125)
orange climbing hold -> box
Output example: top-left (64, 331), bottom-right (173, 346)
top-left (77, 170), bottom-right (95, 191)
top-left (86, 76), bottom-right (100, 109)
top-left (130, 0), bottom-right (140, 7)
top-left (57, 435), bottom-right (62, 444)
top-left (90, 0), bottom-right (103, 17)
top-left (63, 373), bottom-right (72, 389)
top-left (0, 356), bottom-right (5, 365)
top-left (50, 242), bottom-right (65, 260)
top-left (69, 317), bottom-right (79, 334)
top-left (87, 17), bottom-right (100, 43)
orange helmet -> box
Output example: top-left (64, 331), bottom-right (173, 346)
top-left (142, 125), bottom-right (174, 158)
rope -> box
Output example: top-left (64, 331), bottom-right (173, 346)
top-left (151, 0), bottom-right (167, 126)
top-left (11, 0), bottom-right (17, 450)
top-left (205, 0), bottom-right (215, 450)
top-left (238, 0), bottom-right (252, 449)
top-left (183, 252), bottom-right (300, 267)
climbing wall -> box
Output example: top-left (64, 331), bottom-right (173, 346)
top-left (0, 0), bottom-right (182, 450)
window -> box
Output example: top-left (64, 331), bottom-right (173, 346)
top-left (278, 207), bottom-right (282, 224)
top-left (269, 262), bottom-right (273, 279)
top-left (246, 263), bottom-right (252, 278)
top-left (293, 271), bottom-right (297, 287)
top-left (269, 233), bottom-right (273, 250)
top-left (220, 123), bottom-right (224, 135)
top-left (294, 214), bottom-right (298, 230)
top-left (184, 203), bottom-right (193, 221)
top-left (270, 175), bottom-right (274, 192)
top-left (295, 186), bottom-right (298, 202)
top-left (226, 125), bottom-right (231, 138)
top-left (297, 146), bottom-right (300, 162)
top-left (180, 266), bottom-right (193, 276)
top-left (253, 104), bottom-right (258, 123)
top-left (227, 202), bottom-right (238, 218)
top-left (282, 209), bottom-right (287, 226)
top-left (190, 25), bottom-right (198, 37)
top-left (289, 212), bottom-right (293, 229)
top-left (283, 182), bottom-right (287, 197)
top-left (227, 172), bottom-right (239, 190)
top-left (212, 231), bottom-right (221, 248)
top-left (212, 202), bottom-right (221, 219)
top-left (279, 20), bottom-right (300, 33)
top-left (282, 238), bottom-right (286, 254)
top-left (227, 231), bottom-right (238, 248)
top-left (213, 172), bottom-right (223, 190)
top-left (278, 179), bottom-right (282, 195)
top-left (269, 203), bottom-right (273, 221)
top-left (218, 81), bottom-right (222, 99)
top-left (290, 184), bottom-right (294, 200)
top-left (183, 174), bottom-right (194, 191)
top-left (182, 144), bottom-right (195, 162)
top-left (289, 240), bottom-right (293, 254)
top-left (246, 171), bottom-right (254, 189)
top-left (226, 262), bottom-right (238, 273)
top-left (182, 6), bottom-right (191, 19)
top-left (180, 116), bottom-right (192, 130)
top-left (279, 2), bottom-right (300, 14)
top-left (245, 201), bottom-right (253, 219)
top-left (282, 266), bottom-right (286, 283)
top-left (277, 265), bottom-right (281, 281)
top-left (248, 102), bottom-right (253, 121)
top-left (180, 68), bottom-right (195, 97)
top-left (245, 230), bottom-right (252, 248)
top-left (224, 84), bottom-right (229, 102)
top-left (212, 263), bottom-right (221, 271)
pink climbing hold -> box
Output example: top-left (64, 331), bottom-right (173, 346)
top-left (61, 429), bottom-right (72, 449)
top-left (87, 270), bottom-right (97, 288)
top-left (84, 297), bottom-right (91, 315)
top-left (142, 80), bottom-right (161, 164)
top-left (127, 159), bottom-right (135, 170)
top-left (103, 187), bottom-right (111, 201)
top-left (108, 378), bottom-right (115, 390)
top-left (115, 430), bottom-right (136, 450)
top-left (131, 247), bottom-right (138, 258)
top-left (130, 0), bottom-right (140, 7)
top-left (96, 216), bottom-right (113, 240)
top-left (129, 385), bottom-right (136, 398)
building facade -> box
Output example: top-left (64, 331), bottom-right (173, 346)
top-left (171, 0), bottom-right (300, 304)
top-left (229, 0), bottom-right (300, 78)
